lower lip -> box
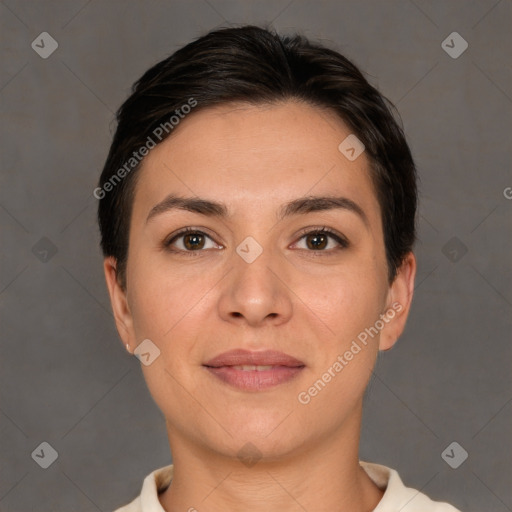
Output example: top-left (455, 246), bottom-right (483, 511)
top-left (204, 366), bottom-right (304, 391)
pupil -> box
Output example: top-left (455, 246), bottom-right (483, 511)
top-left (308, 233), bottom-right (327, 250)
top-left (184, 233), bottom-right (204, 250)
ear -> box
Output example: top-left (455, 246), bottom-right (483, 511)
top-left (379, 252), bottom-right (417, 351)
top-left (103, 256), bottom-right (136, 351)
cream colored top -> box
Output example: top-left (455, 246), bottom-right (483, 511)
top-left (113, 461), bottom-right (461, 511)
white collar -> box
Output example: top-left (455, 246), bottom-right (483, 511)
top-left (118, 461), bottom-right (459, 512)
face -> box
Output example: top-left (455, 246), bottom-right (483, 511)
top-left (105, 100), bottom-right (415, 461)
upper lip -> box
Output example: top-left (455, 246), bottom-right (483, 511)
top-left (204, 349), bottom-right (305, 368)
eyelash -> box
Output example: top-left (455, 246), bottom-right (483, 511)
top-left (163, 226), bottom-right (349, 255)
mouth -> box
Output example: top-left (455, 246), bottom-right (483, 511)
top-left (203, 349), bottom-right (305, 391)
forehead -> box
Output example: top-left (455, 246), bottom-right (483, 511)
top-left (133, 100), bottom-right (380, 223)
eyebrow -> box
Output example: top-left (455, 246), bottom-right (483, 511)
top-left (146, 193), bottom-right (369, 227)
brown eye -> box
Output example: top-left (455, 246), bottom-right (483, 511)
top-left (164, 229), bottom-right (222, 253)
top-left (306, 233), bottom-right (328, 250)
top-left (183, 232), bottom-right (205, 250)
top-left (294, 228), bottom-right (349, 252)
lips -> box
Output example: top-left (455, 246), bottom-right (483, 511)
top-left (204, 349), bottom-right (305, 368)
top-left (203, 349), bottom-right (305, 391)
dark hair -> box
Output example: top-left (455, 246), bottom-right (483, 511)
top-left (97, 24), bottom-right (417, 289)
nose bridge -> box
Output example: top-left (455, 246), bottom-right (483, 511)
top-left (218, 234), bottom-right (293, 325)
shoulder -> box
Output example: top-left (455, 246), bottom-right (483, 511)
top-left (113, 496), bottom-right (142, 512)
top-left (360, 461), bottom-right (462, 512)
top-left (112, 464), bottom-right (174, 512)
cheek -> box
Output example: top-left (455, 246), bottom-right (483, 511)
top-left (294, 271), bottom-right (384, 418)
top-left (296, 264), bottom-right (386, 343)
top-left (128, 269), bottom-right (209, 417)
top-left (127, 259), bottom-right (211, 341)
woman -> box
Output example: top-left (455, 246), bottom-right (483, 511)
top-left (97, 25), bottom-right (461, 512)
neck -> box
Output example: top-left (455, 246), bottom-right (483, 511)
top-left (158, 406), bottom-right (384, 512)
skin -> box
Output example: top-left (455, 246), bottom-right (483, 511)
top-left (104, 100), bottom-right (416, 512)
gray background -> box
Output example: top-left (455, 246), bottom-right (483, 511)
top-left (1, 1), bottom-right (511, 511)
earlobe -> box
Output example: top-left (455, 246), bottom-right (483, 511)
top-left (103, 256), bottom-right (136, 350)
top-left (379, 252), bottom-right (417, 352)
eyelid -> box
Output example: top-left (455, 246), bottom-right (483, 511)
top-left (163, 227), bottom-right (223, 249)
top-left (292, 226), bottom-right (350, 249)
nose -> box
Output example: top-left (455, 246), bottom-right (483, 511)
top-left (217, 243), bottom-right (293, 327)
